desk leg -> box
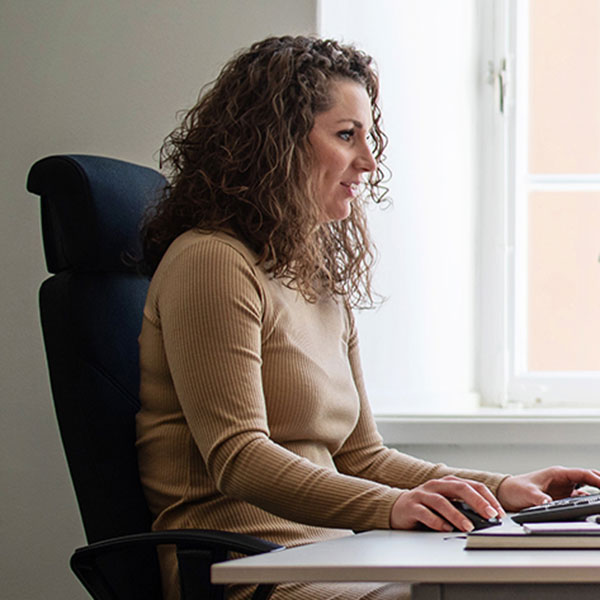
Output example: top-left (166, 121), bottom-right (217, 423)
top-left (411, 584), bottom-right (441, 600)
top-left (412, 583), bottom-right (600, 599)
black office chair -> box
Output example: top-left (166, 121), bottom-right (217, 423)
top-left (27, 154), bottom-right (282, 600)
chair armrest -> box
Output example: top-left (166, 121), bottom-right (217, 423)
top-left (71, 528), bottom-right (283, 556)
top-left (70, 529), bottom-right (284, 600)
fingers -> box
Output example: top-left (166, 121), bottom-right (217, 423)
top-left (570, 468), bottom-right (600, 490)
top-left (390, 476), bottom-right (503, 532)
top-left (425, 476), bottom-right (504, 518)
top-left (426, 496), bottom-right (469, 532)
top-left (408, 494), bottom-right (457, 532)
top-left (497, 467), bottom-right (600, 511)
top-left (526, 487), bottom-right (553, 505)
top-left (529, 467), bottom-right (600, 497)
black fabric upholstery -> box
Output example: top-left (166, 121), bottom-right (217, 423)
top-left (27, 155), bottom-right (164, 542)
top-left (27, 154), bottom-right (164, 273)
top-left (39, 271), bottom-right (151, 541)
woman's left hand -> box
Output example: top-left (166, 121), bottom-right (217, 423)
top-left (496, 466), bottom-right (600, 512)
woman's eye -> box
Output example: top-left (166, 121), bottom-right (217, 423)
top-left (338, 129), bottom-right (354, 141)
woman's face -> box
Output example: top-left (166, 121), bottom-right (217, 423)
top-left (308, 79), bottom-right (377, 222)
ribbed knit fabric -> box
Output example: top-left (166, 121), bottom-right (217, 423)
top-left (136, 230), bottom-right (507, 600)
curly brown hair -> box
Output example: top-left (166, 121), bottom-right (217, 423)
top-left (140, 35), bottom-right (389, 308)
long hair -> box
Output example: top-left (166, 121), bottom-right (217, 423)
top-left (140, 35), bottom-right (389, 308)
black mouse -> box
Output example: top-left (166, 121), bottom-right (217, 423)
top-left (450, 500), bottom-right (501, 530)
top-left (417, 500), bottom-right (501, 531)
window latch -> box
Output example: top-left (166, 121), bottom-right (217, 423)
top-left (487, 58), bottom-right (509, 114)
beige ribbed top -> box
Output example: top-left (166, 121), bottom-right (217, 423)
top-left (136, 229), bottom-right (506, 552)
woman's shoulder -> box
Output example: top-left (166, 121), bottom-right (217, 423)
top-left (147, 230), bottom-right (263, 289)
top-left (162, 229), bottom-right (257, 267)
top-left (145, 229), bottom-right (267, 318)
top-left (149, 228), bottom-right (267, 297)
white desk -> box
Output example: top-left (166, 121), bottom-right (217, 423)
top-left (212, 529), bottom-right (600, 599)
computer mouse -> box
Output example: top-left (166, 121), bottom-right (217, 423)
top-left (449, 500), bottom-right (501, 530)
top-left (417, 500), bottom-right (501, 531)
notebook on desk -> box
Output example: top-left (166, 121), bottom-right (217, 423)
top-left (465, 520), bottom-right (600, 549)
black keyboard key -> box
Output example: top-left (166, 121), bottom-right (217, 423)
top-left (512, 494), bottom-right (600, 524)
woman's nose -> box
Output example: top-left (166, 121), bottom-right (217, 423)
top-left (354, 140), bottom-right (377, 173)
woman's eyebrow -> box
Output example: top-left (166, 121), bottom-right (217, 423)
top-left (336, 118), bottom-right (364, 128)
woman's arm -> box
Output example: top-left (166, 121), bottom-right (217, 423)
top-left (156, 237), bottom-right (401, 531)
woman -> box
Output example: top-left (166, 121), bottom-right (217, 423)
top-left (136, 36), bottom-right (600, 600)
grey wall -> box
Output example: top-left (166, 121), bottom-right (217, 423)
top-left (1, 2), bottom-right (317, 598)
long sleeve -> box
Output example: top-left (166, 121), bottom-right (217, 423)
top-left (144, 233), bottom-right (401, 532)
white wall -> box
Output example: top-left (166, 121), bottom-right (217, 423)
top-left (1, 2), bottom-right (317, 598)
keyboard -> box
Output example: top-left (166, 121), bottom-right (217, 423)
top-left (512, 493), bottom-right (600, 524)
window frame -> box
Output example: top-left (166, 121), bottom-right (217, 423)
top-left (504, 0), bottom-right (600, 408)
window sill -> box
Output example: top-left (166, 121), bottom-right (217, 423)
top-left (375, 408), bottom-right (600, 446)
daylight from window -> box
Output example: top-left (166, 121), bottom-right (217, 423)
top-left (320, 0), bottom-right (600, 413)
top-left (525, 0), bottom-right (600, 372)
top-left (511, 0), bottom-right (600, 406)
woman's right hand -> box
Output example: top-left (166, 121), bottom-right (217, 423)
top-left (390, 475), bottom-right (505, 532)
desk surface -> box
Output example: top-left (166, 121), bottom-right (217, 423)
top-left (212, 529), bottom-right (600, 585)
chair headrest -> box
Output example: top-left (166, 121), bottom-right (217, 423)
top-left (27, 154), bottom-right (167, 274)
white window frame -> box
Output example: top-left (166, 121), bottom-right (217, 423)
top-left (504, 0), bottom-right (600, 408)
top-left (477, 0), bottom-right (512, 409)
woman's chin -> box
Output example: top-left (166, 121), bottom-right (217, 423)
top-left (323, 200), bottom-right (352, 222)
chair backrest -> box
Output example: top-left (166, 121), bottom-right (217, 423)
top-left (27, 155), bottom-right (166, 598)
top-left (28, 154), bottom-right (165, 543)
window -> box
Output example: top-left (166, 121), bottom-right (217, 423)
top-left (507, 0), bottom-right (600, 407)
top-left (318, 0), bottom-right (600, 414)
